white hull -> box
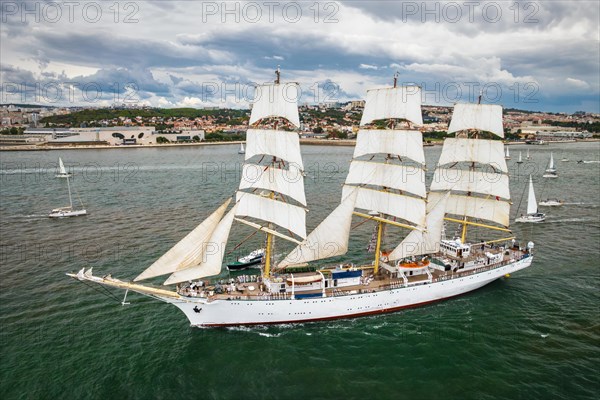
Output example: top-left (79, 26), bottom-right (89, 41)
top-left (543, 173), bottom-right (558, 178)
top-left (539, 200), bottom-right (562, 207)
top-left (159, 257), bottom-right (532, 327)
top-left (49, 209), bottom-right (87, 218)
top-left (515, 214), bottom-right (545, 223)
top-left (55, 173), bottom-right (72, 178)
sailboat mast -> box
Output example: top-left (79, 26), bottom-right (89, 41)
top-left (264, 224), bottom-right (274, 277)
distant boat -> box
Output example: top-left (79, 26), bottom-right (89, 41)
top-left (516, 175), bottom-right (546, 223)
top-left (561, 158), bottom-right (569, 162)
top-left (516, 151), bottom-right (523, 164)
top-left (238, 143), bottom-right (245, 154)
top-left (539, 199), bottom-right (563, 207)
top-left (49, 174), bottom-right (87, 218)
top-left (55, 157), bottom-right (72, 178)
top-left (505, 146), bottom-right (511, 160)
top-left (227, 248), bottom-right (265, 270)
top-left (526, 149), bottom-right (530, 160)
top-left (543, 152), bottom-right (558, 178)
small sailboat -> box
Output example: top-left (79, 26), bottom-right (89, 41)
top-left (515, 175), bottom-right (546, 223)
top-left (55, 157), bottom-right (72, 178)
top-left (543, 152), bottom-right (558, 178)
top-left (526, 149), bottom-right (530, 160)
top-left (49, 174), bottom-right (87, 218)
top-left (561, 157), bottom-right (569, 162)
top-left (539, 199), bottom-right (563, 207)
top-left (505, 146), bottom-right (511, 160)
top-left (238, 143), bottom-right (245, 154)
top-left (227, 248), bottom-right (265, 270)
top-left (516, 151), bottom-right (523, 164)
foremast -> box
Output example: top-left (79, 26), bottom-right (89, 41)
top-left (429, 97), bottom-right (513, 245)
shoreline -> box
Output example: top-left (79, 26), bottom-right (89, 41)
top-left (0, 138), bottom-right (597, 151)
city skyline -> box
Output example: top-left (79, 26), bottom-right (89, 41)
top-left (1, 1), bottom-right (599, 113)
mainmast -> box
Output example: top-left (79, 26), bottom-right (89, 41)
top-left (349, 78), bottom-right (427, 274)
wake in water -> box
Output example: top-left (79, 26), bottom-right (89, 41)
top-left (545, 217), bottom-right (599, 224)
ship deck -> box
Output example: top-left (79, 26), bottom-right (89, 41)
top-left (178, 246), bottom-right (529, 302)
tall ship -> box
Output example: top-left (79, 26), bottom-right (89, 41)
top-left (68, 76), bottom-right (534, 327)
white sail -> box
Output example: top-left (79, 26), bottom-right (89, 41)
top-left (345, 160), bottom-right (426, 198)
top-left (343, 186), bottom-right (426, 227)
top-left (249, 83), bottom-right (300, 128)
top-left (59, 158), bottom-right (67, 175)
top-left (526, 175), bottom-right (538, 215)
top-left (505, 147), bottom-right (510, 157)
top-left (353, 129), bottom-right (425, 164)
top-left (429, 192), bottom-right (510, 227)
top-left (518, 152), bottom-right (522, 162)
top-left (548, 153), bottom-right (555, 170)
top-left (388, 192), bottom-right (450, 261)
top-left (235, 192), bottom-right (307, 239)
top-left (245, 129), bottom-right (304, 169)
top-left (360, 86), bottom-right (423, 126)
top-left (239, 164), bottom-right (306, 206)
top-left (134, 199), bottom-right (232, 281)
top-left (437, 138), bottom-right (507, 173)
top-left (278, 189), bottom-right (358, 268)
top-left (431, 168), bottom-right (510, 200)
top-left (447, 103), bottom-right (504, 138)
top-left (164, 204), bottom-right (238, 285)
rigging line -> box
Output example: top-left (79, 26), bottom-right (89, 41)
top-left (351, 217), bottom-right (371, 230)
top-left (515, 178), bottom-right (528, 214)
top-left (75, 277), bottom-right (122, 303)
top-left (227, 230), bottom-right (258, 255)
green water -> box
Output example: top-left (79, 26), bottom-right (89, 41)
top-left (1, 143), bottom-right (598, 399)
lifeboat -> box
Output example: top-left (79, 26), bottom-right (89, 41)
top-left (399, 260), bottom-right (430, 269)
top-left (286, 273), bottom-right (322, 285)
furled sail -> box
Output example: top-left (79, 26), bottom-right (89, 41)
top-left (278, 189), bottom-right (358, 268)
top-left (360, 86), bottom-right (423, 126)
top-left (239, 164), bottom-right (306, 206)
top-left (134, 199), bottom-right (232, 281)
top-left (164, 204), bottom-right (238, 285)
top-left (353, 129), bottom-right (425, 165)
top-left (249, 83), bottom-right (300, 128)
top-left (245, 129), bottom-right (304, 169)
top-left (388, 192), bottom-right (450, 261)
top-left (235, 192), bottom-right (307, 239)
top-left (447, 103), bottom-right (504, 138)
top-left (526, 175), bottom-right (538, 215)
top-left (436, 138), bottom-right (507, 173)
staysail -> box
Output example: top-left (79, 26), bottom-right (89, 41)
top-left (134, 199), bottom-right (232, 281)
top-left (388, 192), bottom-right (450, 261)
top-left (278, 189), bottom-right (358, 268)
top-left (164, 204), bottom-right (238, 285)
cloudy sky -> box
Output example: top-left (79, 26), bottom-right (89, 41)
top-left (1, 0), bottom-right (599, 112)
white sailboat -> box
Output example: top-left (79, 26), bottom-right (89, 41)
top-left (543, 152), bottom-right (558, 178)
top-left (505, 146), bottom-right (511, 160)
top-left (515, 175), bottom-right (546, 223)
top-left (49, 174), bottom-right (87, 218)
top-left (55, 157), bottom-right (72, 178)
top-left (516, 151), bottom-right (523, 164)
top-left (238, 143), bottom-right (245, 154)
top-left (526, 149), bottom-right (530, 160)
top-left (68, 76), bottom-right (534, 327)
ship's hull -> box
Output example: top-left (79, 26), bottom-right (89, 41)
top-left (161, 256), bottom-right (533, 327)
